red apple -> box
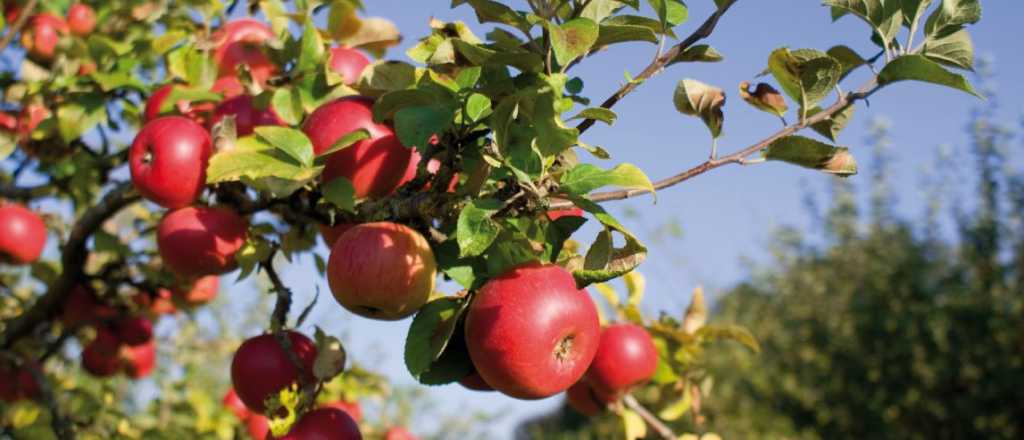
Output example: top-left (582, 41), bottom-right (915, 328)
top-left (133, 289), bottom-right (177, 316)
top-left (327, 222), bottom-right (436, 320)
top-left (328, 47), bottom-right (370, 85)
top-left (157, 206), bottom-right (248, 278)
top-left (116, 316), bottom-right (154, 346)
top-left (565, 380), bottom-right (614, 416)
top-left (130, 116), bottom-right (212, 208)
top-left (82, 328), bottom-right (122, 377)
top-left (15, 102), bottom-right (51, 142)
top-left (384, 427), bottom-right (418, 440)
top-left (278, 407), bottom-right (362, 440)
top-left (20, 13), bottom-right (68, 61)
top-left (585, 324), bottom-right (658, 397)
top-left (0, 202), bottom-right (47, 265)
top-left (458, 371), bottom-right (494, 392)
top-left (212, 19), bottom-right (277, 86)
top-left (77, 59), bottom-right (97, 75)
top-left (173, 275), bottom-right (219, 306)
top-left (66, 3), bottom-right (96, 36)
top-left (0, 112), bottom-right (16, 131)
top-left (230, 331), bottom-right (317, 414)
top-left (303, 97), bottom-right (420, 199)
top-left (121, 339), bottom-right (156, 379)
top-left (223, 387), bottom-right (252, 421)
top-left (246, 415), bottom-right (270, 440)
top-left (318, 223), bottom-right (353, 247)
top-left (324, 400), bottom-right (363, 423)
top-left (0, 361), bottom-right (40, 402)
top-left (210, 95), bottom-right (283, 136)
top-left (4, 2), bottom-right (22, 24)
top-left (465, 262), bottom-right (600, 399)
top-left (212, 76), bottom-right (245, 99)
top-left (63, 285), bottom-right (118, 327)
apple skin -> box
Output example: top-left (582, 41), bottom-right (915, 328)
top-left (66, 3), bottom-right (96, 36)
top-left (328, 47), bottom-right (370, 85)
top-left (212, 76), bottom-right (245, 99)
top-left (0, 112), bottom-right (16, 132)
top-left (318, 223), bottom-right (353, 248)
top-left (133, 288), bottom-right (177, 316)
top-left (121, 339), bottom-right (156, 379)
top-left (223, 388), bottom-right (252, 421)
top-left (231, 331), bottom-right (318, 414)
top-left (4, 2), bottom-right (22, 24)
top-left (327, 222), bottom-right (436, 321)
top-left (384, 427), bottom-right (418, 440)
top-left (585, 323), bottom-right (659, 397)
top-left (0, 203), bottom-right (47, 265)
top-left (0, 361), bottom-right (40, 402)
top-left (63, 285), bottom-right (118, 327)
top-left (458, 371), bottom-right (494, 392)
top-left (565, 380), bottom-right (614, 416)
top-left (211, 95), bottom-right (283, 136)
top-left (246, 415), bottom-right (270, 440)
top-left (20, 13), bottom-right (68, 62)
top-left (130, 116), bottom-right (213, 209)
top-left (465, 262), bottom-right (600, 399)
top-left (324, 400), bottom-right (363, 423)
top-left (212, 19), bottom-right (277, 86)
top-left (277, 407), bottom-right (362, 440)
top-left (82, 328), bottom-right (123, 378)
top-left (116, 316), bottom-right (154, 346)
top-left (302, 97), bottom-right (420, 199)
top-left (173, 275), bottom-right (219, 306)
top-left (157, 206), bottom-right (248, 278)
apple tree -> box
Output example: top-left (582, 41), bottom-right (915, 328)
top-left (0, 0), bottom-right (983, 438)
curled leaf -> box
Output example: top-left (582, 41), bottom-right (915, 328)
top-left (739, 81), bottom-right (787, 117)
top-left (682, 285), bottom-right (707, 334)
top-left (673, 79), bottom-right (726, 138)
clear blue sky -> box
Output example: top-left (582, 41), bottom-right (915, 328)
top-left (261, 1), bottom-right (1024, 438)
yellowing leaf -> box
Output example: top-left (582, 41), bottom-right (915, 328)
top-left (621, 409), bottom-right (647, 440)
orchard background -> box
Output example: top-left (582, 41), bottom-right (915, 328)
top-left (1, 0), bottom-right (1021, 439)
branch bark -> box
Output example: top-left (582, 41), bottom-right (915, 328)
top-left (1, 183), bottom-right (140, 349)
top-left (623, 394), bottom-right (677, 440)
top-left (0, 0), bottom-right (37, 52)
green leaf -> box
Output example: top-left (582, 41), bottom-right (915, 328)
top-left (451, 39), bottom-right (545, 73)
top-left (827, 45), bottom-right (868, 81)
top-left (297, 21), bottom-right (326, 73)
top-left (158, 86), bottom-right (222, 115)
top-left (456, 198), bottom-right (503, 257)
top-left (622, 409), bottom-right (647, 440)
top-left (673, 79), bottom-right (726, 138)
top-left (271, 87), bottom-right (304, 126)
top-left (824, 0), bottom-right (903, 45)
top-left (924, 0), bottom-right (980, 38)
top-left (581, 0), bottom-right (626, 22)
top-left (767, 48), bottom-right (842, 112)
top-left (670, 44), bottom-right (724, 65)
top-left (645, 0), bottom-right (689, 30)
top-left (0, 131), bottom-right (14, 162)
top-left (455, 66), bottom-right (483, 89)
top-left (87, 35), bottom-right (132, 56)
top-left (394, 105), bottom-right (455, 150)
top-left (356, 61), bottom-right (420, 96)
top-left (235, 237), bottom-right (273, 281)
top-left (207, 136), bottom-right (322, 196)
top-left (151, 30), bottom-right (186, 54)
top-left (695, 324), bottom-right (761, 352)
top-left (90, 72), bottom-right (146, 93)
top-left (658, 387), bottom-right (693, 421)
top-left (922, 28), bottom-right (974, 70)
top-left (567, 107), bottom-right (617, 126)
top-left (809, 104), bottom-right (855, 142)
top-left (548, 18), bottom-right (599, 67)
top-left (465, 93), bottom-right (492, 122)
top-left (877, 54), bottom-right (981, 97)
top-left (322, 178), bottom-right (355, 212)
top-left (763, 135), bottom-right (858, 176)
top-left (404, 297), bottom-right (467, 377)
top-left (459, 0), bottom-right (533, 34)
top-left (901, 0), bottom-right (934, 27)
top-left (314, 129), bottom-right (371, 161)
top-left (595, 23), bottom-right (658, 48)
top-left (255, 126), bottom-right (315, 167)
top-left (57, 93), bottom-right (106, 143)
top-left (561, 163), bottom-right (654, 196)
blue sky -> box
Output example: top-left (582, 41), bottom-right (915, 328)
top-left (274, 1), bottom-right (1024, 437)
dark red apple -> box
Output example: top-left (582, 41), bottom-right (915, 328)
top-left (318, 223), bottom-right (353, 247)
top-left (0, 361), bottom-right (40, 402)
top-left (63, 285), bottom-right (118, 327)
top-left (116, 316), bottom-right (154, 346)
top-left (0, 202), bottom-right (47, 265)
top-left (173, 275), bottom-right (219, 306)
top-left (246, 414), bottom-right (270, 440)
top-left (212, 19), bottom-right (277, 86)
top-left (458, 371), bottom-right (494, 392)
top-left (20, 13), bottom-right (68, 61)
top-left (303, 97), bottom-right (420, 199)
top-left (82, 328), bottom-right (122, 377)
top-left (585, 323), bottom-right (659, 397)
top-left (327, 222), bottom-right (436, 320)
top-left (328, 46), bottom-right (370, 85)
top-left (210, 95), bottom-right (283, 136)
top-left (66, 3), bottom-right (96, 36)
top-left (465, 262), bottom-right (600, 399)
top-left (129, 116), bottom-right (212, 208)
top-left (324, 400), bottom-right (363, 423)
top-left (4, 2), bottom-right (22, 24)
top-left (157, 206), bottom-right (248, 278)
top-left (383, 427), bottom-right (418, 440)
top-left (230, 331), bottom-right (317, 414)
top-left (565, 380), bottom-right (614, 416)
top-left (223, 387), bottom-right (252, 421)
top-left (121, 339), bottom-right (156, 379)
top-left (277, 407), bottom-right (362, 440)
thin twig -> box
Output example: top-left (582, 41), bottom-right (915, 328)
top-left (260, 249), bottom-right (292, 330)
top-left (623, 394), bottom-right (676, 440)
top-left (0, 0), bottom-right (38, 52)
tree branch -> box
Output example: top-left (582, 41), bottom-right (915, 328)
top-left (0, 0), bottom-right (37, 52)
top-left (260, 249), bottom-right (292, 330)
top-left (552, 78), bottom-right (882, 209)
top-left (0, 182), bottom-right (53, 200)
top-left (575, 1), bottom-right (738, 135)
top-left (1, 183), bottom-right (140, 349)
top-left (623, 394), bottom-right (676, 440)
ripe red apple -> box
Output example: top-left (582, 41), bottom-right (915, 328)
top-left (212, 19), bottom-right (277, 86)
top-left (212, 76), bottom-right (245, 99)
top-left (81, 328), bottom-right (122, 378)
top-left (565, 380), bottom-right (614, 416)
top-left (324, 400), bottom-right (363, 423)
top-left (157, 206), bottom-right (248, 277)
top-left (223, 387), bottom-right (252, 421)
top-left (585, 323), bottom-right (659, 397)
top-left (210, 95), bottom-right (283, 136)
top-left (173, 275), bottom-right (219, 306)
top-left (0, 202), bottom-right (47, 265)
top-left (63, 285), bottom-right (118, 327)
top-left (120, 339), bottom-right (156, 379)
top-left (116, 316), bottom-right (154, 346)
top-left (318, 223), bottom-right (353, 247)
top-left (4, 2), bottom-right (22, 24)
top-left (231, 331), bottom-right (317, 414)
top-left (133, 288), bottom-right (177, 316)
top-left (0, 361), bottom-right (40, 402)
top-left (458, 371), bottom-right (494, 392)
top-left (246, 415), bottom-right (270, 440)
top-left (465, 262), bottom-right (600, 399)
top-left (303, 97), bottom-right (420, 199)
top-left (130, 116), bottom-right (212, 208)
top-left (278, 407), bottom-right (362, 440)
top-left (384, 427), bottom-right (418, 440)
top-left (66, 3), bottom-right (96, 36)
top-left (328, 46), bottom-right (370, 85)
top-left (0, 112), bottom-right (16, 132)
top-left (20, 13), bottom-right (68, 62)
top-left (327, 222), bottom-right (436, 320)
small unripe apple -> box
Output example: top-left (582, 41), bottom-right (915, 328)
top-left (303, 97), bottom-right (419, 199)
top-left (20, 13), bottom-right (68, 62)
top-left (327, 46), bottom-right (370, 85)
top-left (384, 427), bottom-right (418, 440)
top-left (66, 3), bottom-right (96, 36)
top-left (0, 202), bottom-right (47, 265)
top-left (246, 414), bottom-right (270, 440)
top-left (211, 95), bottom-right (283, 136)
top-left (465, 262), bottom-right (600, 399)
top-left (231, 331), bottom-right (317, 414)
top-left (130, 116), bottom-right (212, 208)
top-left (278, 407), bottom-right (362, 440)
top-left (565, 380), bottom-right (614, 416)
top-left (173, 275), bottom-right (219, 306)
top-left (223, 387), bottom-right (252, 421)
top-left (585, 323), bottom-right (659, 397)
top-left (157, 206), bottom-right (248, 278)
top-left (120, 339), bottom-right (156, 379)
top-left (318, 223), bottom-right (353, 247)
top-left (212, 19), bottom-right (277, 86)
top-left (0, 361), bottom-right (40, 402)
top-left (327, 222), bottom-right (436, 320)
top-left (81, 328), bottom-right (122, 377)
